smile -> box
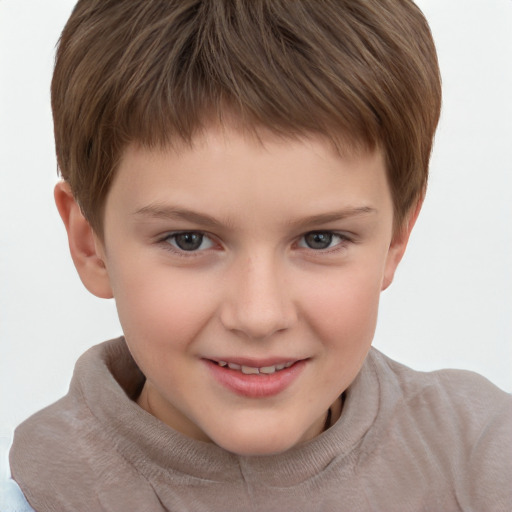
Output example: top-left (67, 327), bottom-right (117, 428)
top-left (205, 358), bottom-right (307, 398)
top-left (214, 360), bottom-right (295, 375)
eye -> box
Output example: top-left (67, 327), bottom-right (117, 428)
top-left (164, 232), bottom-right (215, 252)
top-left (298, 231), bottom-right (348, 250)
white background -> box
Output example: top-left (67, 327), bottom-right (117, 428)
top-left (1, 0), bottom-right (511, 435)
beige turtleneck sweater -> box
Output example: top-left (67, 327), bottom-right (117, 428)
top-left (10, 338), bottom-right (512, 511)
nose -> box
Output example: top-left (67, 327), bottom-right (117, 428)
top-left (219, 253), bottom-right (297, 340)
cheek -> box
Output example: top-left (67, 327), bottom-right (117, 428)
top-left (300, 265), bottom-right (382, 351)
top-left (109, 258), bottom-right (218, 350)
top-left (302, 269), bottom-right (382, 395)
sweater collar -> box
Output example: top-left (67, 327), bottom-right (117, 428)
top-left (78, 337), bottom-right (382, 487)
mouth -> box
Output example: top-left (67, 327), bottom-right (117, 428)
top-left (210, 359), bottom-right (296, 375)
top-left (205, 358), bottom-right (308, 398)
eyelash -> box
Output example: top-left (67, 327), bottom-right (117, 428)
top-left (158, 230), bottom-right (353, 257)
top-left (159, 231), bottom-right (218, 256)
top-left (296, 231), bottom-right (352, 252)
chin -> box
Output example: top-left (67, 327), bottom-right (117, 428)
top-left (222, 438), bottom-right (299, 457)
top-left (210, 424), bottom-right (308, 457)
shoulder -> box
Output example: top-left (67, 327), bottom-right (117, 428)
top-left (368, 347), bottom-right (511, 423)
top-left (367, 348), bottom-right (512, 509)
top-left (0, 434), bottom-right (35, 512)
top-left (367, 347), bottom-right (512, 438)
top-left (8, 338), bottom-right (147, 509)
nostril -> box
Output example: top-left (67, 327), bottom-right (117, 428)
top-left (220, 306), bottom-right (296, 340)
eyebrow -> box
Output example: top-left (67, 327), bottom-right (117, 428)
top-left (133, 204), bottom-right (234, 230)
top-left (285, 206), bottom-right (377, 229)
top-left (133, 203), bottom-right (376, 230)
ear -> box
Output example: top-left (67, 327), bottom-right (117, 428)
top-left (54, 181), bottom-right (113, 299)
top-left (381, 197), bottom-right (423, 291)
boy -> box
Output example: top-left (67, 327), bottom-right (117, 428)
top-left (4, 0), bottom-right (511, 510)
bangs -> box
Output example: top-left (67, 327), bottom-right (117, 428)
top-left (52, 0), bottom-right (441, 234)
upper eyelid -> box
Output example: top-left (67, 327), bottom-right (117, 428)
top-left (159, 230), bottom-right (218, 252)
top-left (160, 230), bottom-right (214, 240)
top-left (300, 230), bottom-right (353, 241)
top-left (305, 230), bottom-right (349, 236)
top-left (294, 231), bottom-right (353, 251)
top-left (159, 229), bottom-right (351, 238)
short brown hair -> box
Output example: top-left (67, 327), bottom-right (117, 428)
top-left (52, 0), bottom-right (441, 236)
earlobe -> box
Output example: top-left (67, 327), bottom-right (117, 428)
top-left (54, 181), bottom-right (113, 299)
top-left (381, 197), bottom-right (423, 291)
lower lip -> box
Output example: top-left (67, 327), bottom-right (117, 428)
top-left (204, 360), bottom-right (307, 398)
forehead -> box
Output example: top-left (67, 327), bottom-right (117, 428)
top-left (107, 126), bottom-right (392, 227)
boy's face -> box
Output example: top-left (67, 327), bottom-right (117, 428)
top-left (75, 125), bottom-right (411, 455)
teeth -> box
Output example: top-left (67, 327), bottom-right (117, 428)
top-left (218, 361), bottom-right (295, 374)
top-left (241, 365), bottom-right (260, 375)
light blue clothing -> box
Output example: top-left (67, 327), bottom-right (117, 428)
top-left (0, 435), bottom-right (35, 512)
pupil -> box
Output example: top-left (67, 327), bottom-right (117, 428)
top-left (175, 233), bottom-right (203, 251)
top-left (305, 232), bottom-right (333, 250)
